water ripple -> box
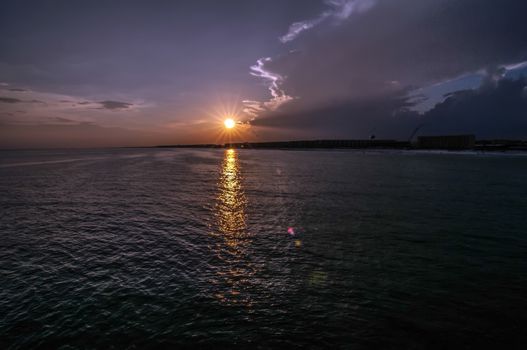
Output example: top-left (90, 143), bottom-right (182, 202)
top-left (1, 148), bottom-right (527, 348)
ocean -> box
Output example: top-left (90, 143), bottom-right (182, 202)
top-left (1, 148), bottom-right (526, 349)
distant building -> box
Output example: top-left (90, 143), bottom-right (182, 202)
top-left (417, 135), bottom-right (475, 150)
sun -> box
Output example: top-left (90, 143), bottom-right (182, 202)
top-left (224, 118), bottom-right (236, 129)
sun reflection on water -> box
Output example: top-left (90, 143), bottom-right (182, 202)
top-left (211, 149), bottom-right (255, 305)
top-left (217, 149), bottom-right (247, 238)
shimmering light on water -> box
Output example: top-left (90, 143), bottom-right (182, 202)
top-left (212, 149), bottom-right (254, 305)
top-left (216, 149), bottom-right (247, 238)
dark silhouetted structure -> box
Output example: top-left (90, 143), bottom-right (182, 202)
top-left (156, 144), bottom-right (222, 148)
top-left (475, 139), bottom-right (527, 151)
top-left (156, 135), bottom-right (527, 151)
top-left (418, 135), bottom-right (475, 150)
top-left (225, 140), bottom-right (410, 149)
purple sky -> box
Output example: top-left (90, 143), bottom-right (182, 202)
top-left (1, 0), bottom-right (527, 148)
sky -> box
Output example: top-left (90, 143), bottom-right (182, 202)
top-left (1, 0), bottom-right (527, 148)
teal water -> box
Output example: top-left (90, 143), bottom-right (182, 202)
top-left (1, 148), bottom-right (526, 349)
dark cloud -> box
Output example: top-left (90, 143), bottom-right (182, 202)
top-left (0, 97), bottom-right (22, 103)
top-left (51, 117), bottom-right (78, 124)
top-left (255, 0), bottom-right (527, 119)
top-left (8, 88), bottom-right (27, 92)
top-left (0, 97), bottom-right (44, 104)
top-left (253, 76), bottom-right (527, 140)
top-left (0, 115), bottom-right (94, 127)
top-left (252, 91), bottom-right (418, 139)
top-left (420, 77), bottom-right (527, 139)
top-left (98, 100), bottom-right (133, 110)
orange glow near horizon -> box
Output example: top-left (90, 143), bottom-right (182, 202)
top-left (202, 97), bottom-right (256, 144)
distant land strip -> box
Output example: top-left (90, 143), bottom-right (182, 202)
top-left (155, 135), bottom-right (527, 151)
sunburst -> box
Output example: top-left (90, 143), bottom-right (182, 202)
top-left (224, 118), bottom-right (236, 129)
top-left (201, 96), bottom-right (252, 144)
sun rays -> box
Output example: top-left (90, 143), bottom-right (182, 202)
top-left (202, 96), bottom-right (253, 144)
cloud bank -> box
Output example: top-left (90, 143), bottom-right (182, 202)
top-left (246, 0), bottom-right (527, 138)
top-left (253, 75), bottom-right (527, 140)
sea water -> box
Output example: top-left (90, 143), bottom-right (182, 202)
top-left (1, 148), bottom-right (526, 348)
